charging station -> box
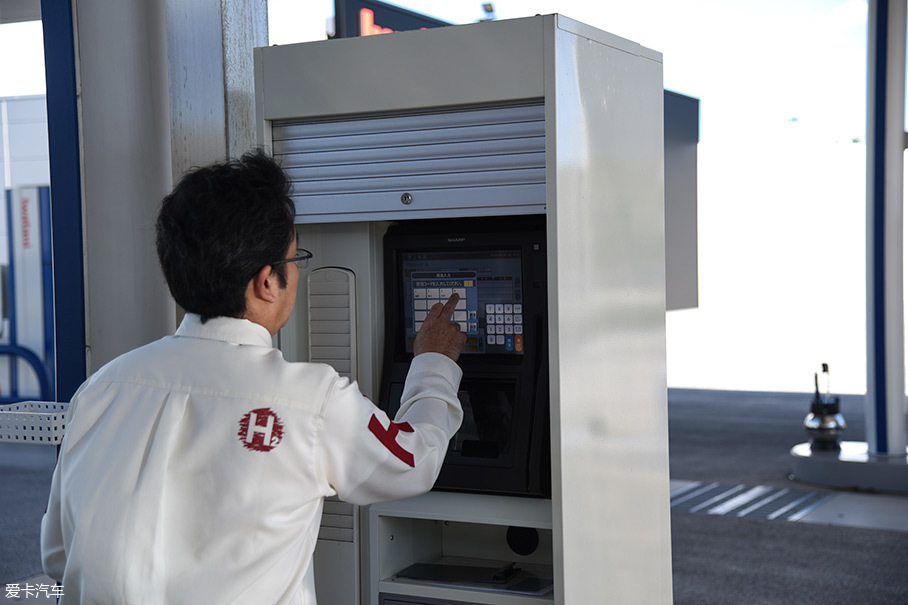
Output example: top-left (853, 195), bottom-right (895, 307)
top-left (255, 14), bottom-right (672, 604)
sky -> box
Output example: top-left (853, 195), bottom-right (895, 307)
top-left (269, 0), bottom-right (869, 141)
top-left (268, 0), bottom-right (875, 394)
top-left (0, 20), bottom-right (45, 97)
top-left (0, 1), bottom-right (882, 394)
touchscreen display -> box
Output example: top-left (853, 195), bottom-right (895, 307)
top-left (401, 249), bottom-right (524, 354)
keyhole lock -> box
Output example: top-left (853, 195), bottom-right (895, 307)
top-left (400, 192), bottom-right (413, 205)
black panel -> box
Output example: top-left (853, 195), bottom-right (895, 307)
top-left (380, 215), bottom-right (550, 497)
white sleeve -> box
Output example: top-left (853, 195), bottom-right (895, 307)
top-left (319, 352), bottom-right (463, 505)
top-left (40, 387), bottom-right (89, 582)
top-left (41, 449), bottom-right (66, 582)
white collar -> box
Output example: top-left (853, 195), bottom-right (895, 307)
top-left (174, 313), bottom-right (273, 348)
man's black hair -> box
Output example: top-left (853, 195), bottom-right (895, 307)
top-left (155, 149), bottom-right (296, 322)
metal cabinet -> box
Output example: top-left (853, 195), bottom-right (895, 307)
top-left (256, 14), bottom-right (672, 605)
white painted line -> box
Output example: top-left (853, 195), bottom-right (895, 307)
top-left (736, 488), bottom-right (790, 517)
top-left (707, 485), bottom-right (774, 516)
top-left (671, 482), bottom-right (721, 508)
top-left (787, 494), bottom-right (833, 522)
top-left (670, 481), bottom-right (703, 499)
top-left (689, 485), bottom-right (747, 513)
top-left (767, 493), bottom-right (816, 520)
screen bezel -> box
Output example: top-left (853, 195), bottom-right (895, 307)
top-left (384, 218), bottom-right (544, 367)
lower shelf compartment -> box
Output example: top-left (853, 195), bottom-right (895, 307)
top-left (379, 583), bottom-right (554, 605)
top-left (381, 556), bottom-right (554, 604)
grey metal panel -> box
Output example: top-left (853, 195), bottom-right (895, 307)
top-left (0, 0), bottom-right (41, 24)
top-left (314, 539), bottom-right (359, 603)
top-left (664, 91), bottom-right (700, 310)
top-left (258, 17), bottom-right (545, 121)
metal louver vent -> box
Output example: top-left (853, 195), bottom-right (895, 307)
top-left (307, 268), bottom-right (356, 381)
top-left (272, 103), bottom-right (546, 221)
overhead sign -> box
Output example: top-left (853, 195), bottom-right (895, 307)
top-left (334, 0), bottom-right (449, 38)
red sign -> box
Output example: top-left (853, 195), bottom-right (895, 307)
top-left (335, 0), bottom-right (448, 39)
top-left (21, 197), bottom-right (32, 249)
top-left (359, 8), bottom-right (395, 36)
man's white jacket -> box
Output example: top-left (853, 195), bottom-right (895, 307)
top-left (41, 314), bottom-right (463, 604)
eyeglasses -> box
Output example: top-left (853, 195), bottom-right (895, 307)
top-left (271, 248), bottom-right (313, 269)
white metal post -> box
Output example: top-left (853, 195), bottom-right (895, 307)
top-left (866, 0), bottom-right (908, 457)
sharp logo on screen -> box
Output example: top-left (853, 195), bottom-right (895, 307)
top-left (447, 237), bottom-right (466, 243)
top-left (21, 197), bottom-right (32, 249)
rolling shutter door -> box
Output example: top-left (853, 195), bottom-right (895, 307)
top-left (272, 103), bottom-right (546, 222)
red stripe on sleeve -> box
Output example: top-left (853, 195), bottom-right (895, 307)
top-left (368, 414), bottom-right (415, 467)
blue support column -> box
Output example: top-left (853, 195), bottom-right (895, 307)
top-left (39, 186), bottom-right (55, 401)
top-left (4, 189), bottom-right (18, 397)
top-left (40, 1), bottom-right (87, 402)
top-left (776, 0), bottom-right (908, 493)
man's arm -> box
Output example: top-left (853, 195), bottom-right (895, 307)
top-left (412, 293), bottom-right (468, 361)
top-left (319, 294), bottom-right (466, 505)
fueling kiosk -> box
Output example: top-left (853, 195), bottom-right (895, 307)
top-left (254, 14), bottom-right (672, 604)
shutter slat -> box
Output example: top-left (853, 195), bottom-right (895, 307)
top-left (273, 104), bottom-right (544, 140)
top-left (285, 152), bottom-right (545, 182)
top-left (273, 121), bottom-right (543, 155)
top-left (279, 137), bottom-right (544, 169)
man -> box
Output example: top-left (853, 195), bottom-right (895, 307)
top-left (41, 150), bottom-right (466, 604)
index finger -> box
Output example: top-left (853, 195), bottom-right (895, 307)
top-left (429, 292), bottom-right (460, 322)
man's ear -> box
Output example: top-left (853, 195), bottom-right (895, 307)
top-left (251, 264), bottom-right (279, 303)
